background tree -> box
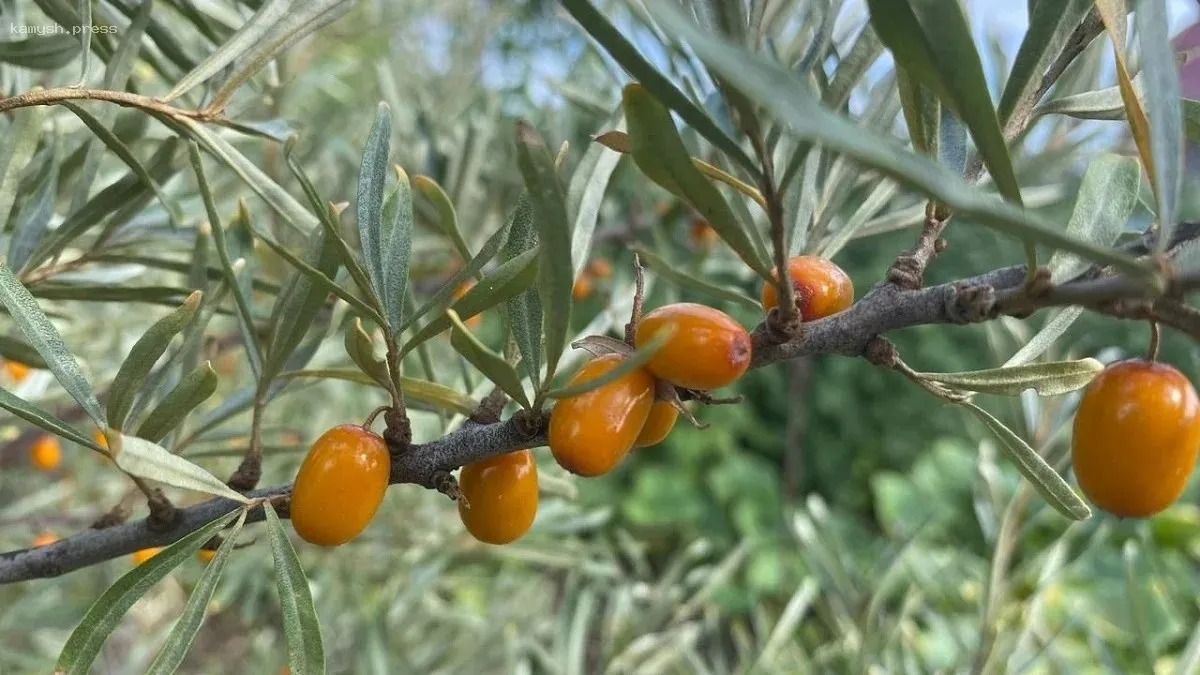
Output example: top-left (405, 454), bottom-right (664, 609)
top-left (2, 0), bottom-right (1200, 672)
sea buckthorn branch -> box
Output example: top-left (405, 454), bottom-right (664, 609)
top-left (0, 87), bottom-right (218, 120)
top-left (3, 223), bottom-right (1199, 583)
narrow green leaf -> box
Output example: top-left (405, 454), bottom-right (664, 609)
top-left (866, 0), bottom-right (1024, 204)
top-left (275, 369), bottom-right (478, 416)
top-left (7, 133), bottom-right (58, 272)
top-left (515, 121), bottom-right (573, 384)
top-left (500, 195), bottom-right (543, 387)
top-left (146, 510), bottom-right (247, 675)
top-left (996, 0), bottom-right (1092, 127)
top-left (355, 103), bottom-right (392, 304)
top-left (381, 166), bottom-right (414, 332)
top-left (448, 309), bottom-right (530, 409)
top-left (0, 35), bottom-right (80, 69)
top-left (1034, 79), bottom-right (1139, 121)
top-left (401, 248), bottom-right (539, 358)
top-left (823, 26), bottom-right (884, 110)
top-left (261, 228), bottom-right (341, 384)
top-left (896, 67), bottom-right (940, 156)
top-left (560, 0), bottom-right (760, 176)
top-left (256, 224), bottom-right (384, 327)
top-left (1003, 307), bottom-right (1086, 368)
top-left (622, 83), bottom-right (773, 279)
top-left (0, 263), bottom-right (105, 427)
top-left (920, 358), bottom-right (1103, 396)
top-left (107, 291), bottom-right (203, 431)
top-left (1184, 99), bottom-right (1200, 142)
top-left (962, 402), bottom-right (1091, 520)
top-left (0, 106), bottom-right (46, 232)
top-left (412, 174), bottom-right (471, 263)
top-left (568, 111), bottom-right (625, 280)
top-left (54, 509), bottom-right (243, 674)
top-left (61, 101), bottom-right (180, 227)
top-left (264, 502), bottom-right (325, 675)
top-left (0, 387), bottom-right (103, 451)
top-left (548, 327), bottom-right (673, 399)
top-left (135, 362), bottom-right (219, 443)
top-left (1135, 0), bottom-right (1184, 252)
top-left (189, 144), bottom-right (263, 379)
top-left (640, 1), bottom-right (1151, 278)
top-left (114, 434), bottom-right (250, 503)
top-left (1048, 155), bottom-right (1141, 283)
top-left (344, 318), bottom-right (389, 388)
top-left (635, 246), bottom-right (761, 312)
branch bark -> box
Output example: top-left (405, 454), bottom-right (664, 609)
top-left (2, 223), bottom-right (1198, 584)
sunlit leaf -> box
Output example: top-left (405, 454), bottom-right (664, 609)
top-left (264, 501), bottom-right (325, 675)
top-left (1048, 155), bottom-right (1141, 283)
top-left (569, 110), bottom-right (625, 280)
top-left (1134, 0), bottom-right (1184, 252)
top-left (380, 166), bottom-right (414, 332)
top-left (114, 434), bottom-right (251, 503)
top-left (997, 0), bottom-right (1092, 127)
top-left (448, 310), bottom-right (530, 409)
top-left (135, 362), bottom-right (219, 443)
top-left (920, 358), bottom-right (1103, 396)
top-left (1003, 307), bottom-right (1086, 368)
top-left (500, 195), bottom-right (543, 387)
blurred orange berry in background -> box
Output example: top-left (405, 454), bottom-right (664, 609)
top-left (690, 219), bottom-right (718, 248)
top-left (572, 274), bottom-right (594, 301)
top-left (452, 280), bottom-right (482, 328)
top-left (586, 258), bottom-right (613, 279)
top-left (2, 359), bottom-right (31, 383)
top-left (30, 434), bottom-right (62, 471)
top-left (132, 547), bottom-right (162, 565)
top-left (32, 532), bottom-right (57, 547)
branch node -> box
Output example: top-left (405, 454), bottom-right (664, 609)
top-left (432, 470), bottom-right (463, 503)
top-left (948, 283), bottom-right (997, 323)
top-left (227, 458), bottom-right (261, 492)
top-left (384, 408), bottom-right (412, 453)
top-left (763, 306), bottom-right (802, 345)
top-left (863, 337), bottom-right (899, 368)
top-left (887, 213), bottom-right (950, 289)
top-left (512, 409), bottom-right (549, 439)
top-left (145, 489), bottom-right (179, 532)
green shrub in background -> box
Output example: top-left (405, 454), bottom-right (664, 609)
top-left (1, 0), bottom-right (1199, 673)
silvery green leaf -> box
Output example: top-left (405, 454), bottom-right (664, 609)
top-left (114, 434), bottom-right (250, 503)
top-left (919, 358), bottom-right (1103, 396)
top-left (264, 502), bottom-right (325, 674)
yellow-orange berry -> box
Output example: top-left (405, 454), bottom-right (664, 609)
top-left (132, 547), bottom-right (162, 565)
top-left (549, 354), bottom-right (655, 476)
top-left (635, 303), bottom-right (751, 391)
top-left (1072, 360), bottom-right (1200, 518)
top-left (458, 449), bottom-right (538, 544)
top-left (3, 360), bottom-right (31, 383)
top-left (198, 549), bottom-right (217, 562)
top-left (453, 280), bottom-right (482, 328)
top-left (586, 258), bottom-right (613, 279)
top-left (290, 424), bottom-right (391, 546)
top-left (634, 400), bottom-right (678, 448)
top-left (30, 434), bottom-right (62, 471)
top-left (32, 532), bottom-right (57, 547)
top-left (572, 274), bottom-right (594, 301)
top-left (690, 219), bottom-right (718, 248)
top-left (761, 256), bottom-right (854, 321)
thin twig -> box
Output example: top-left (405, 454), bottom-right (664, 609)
top-left (0, 87), bottom-right (215, 119)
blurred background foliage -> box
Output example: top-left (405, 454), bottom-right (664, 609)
top-left (1, 0), bottom-right (1200, 672)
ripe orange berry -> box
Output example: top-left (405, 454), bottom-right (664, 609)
top-left (586, 258), bottom-right (613, 279)
top-left (1072, 360), bottom-right (1200, 518)
top-left (453, 280), bottom-right (482, 328)
top-left (634, 399), bottom-right (678, 448)
top-left (132, 547), bottom-right (162, 565)
top-left (635, 303), bottom-right (752, 391)
top-left (290, 424), bottom-right (391, 546)
top-left (572, 274), bottom-right (594, 301)
top-left (30, 434), bottom-right (62, 471)
top-left (3, 359), bottom-right (31, 382)
top-left (690, 219), bottom-right (718, 248)
top-left (32, 532), bottom-right (57, 547)
top-left (458, 449), bottom-right (538, 544)
top-left (198, 549), bottom-right (217, 562)
top-left (761, 256), bottom-right (854, 321)
top-left (549, 354), bottom-right (655, 476)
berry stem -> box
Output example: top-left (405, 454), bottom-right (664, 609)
top-left (1148, 321), bottom-right (1161, 362)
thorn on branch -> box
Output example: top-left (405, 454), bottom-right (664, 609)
top-left (624, 253), bottom-right (646, 346)
top-left (470, 387), bottom-right (509, 425)
top-left (887, 213), bottom-right (950, 290)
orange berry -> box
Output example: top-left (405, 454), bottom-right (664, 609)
top-left (3, 359), bottom-right (31, 382)
top-left (586, 258), bottom-right (613, 279)
top-left (549, 354), bottom-right (655, 476)
top-left (761, 256), bottom-right (854, 321)
top-left (458, 449), bottom-right (538, 544)
top-left (635, 303), bottom-right (751, 391)
top-left (32, 532), bottom-right (57, 547)
top-left (290, 424), bottom-right (391, 546)
top-left (1072, 360), bottom-right (1200, 518)
top-left (572, 274), bottom-right (594, 301)
top-left (198, 549), bottom-right (217, 562)
top-left (690, 219), bottom-right (718, 248)
top-left (634, 399), bottom-right (679, 448)
top-left (132, 547), bottom-right (162, 565)
top-left (94, 428), bottom-right (110, 451)
top-left (452, 280), bottom-right (482, 328)
top-left (30, 434), bottom-right (62, 471)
